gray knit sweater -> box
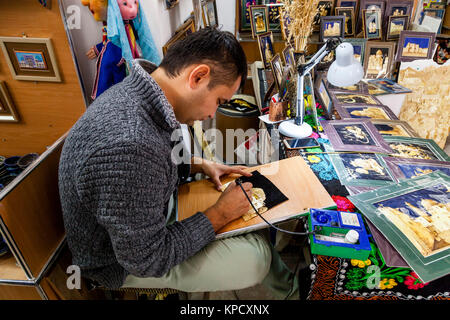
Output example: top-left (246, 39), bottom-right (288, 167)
top-left (58, 60), bottom-right (216, 289)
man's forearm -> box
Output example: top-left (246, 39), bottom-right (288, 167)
top-left (190, 156), bottom-right (208, 174)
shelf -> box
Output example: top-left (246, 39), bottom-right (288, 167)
top-left (0, 252), bottom-right (29, 283)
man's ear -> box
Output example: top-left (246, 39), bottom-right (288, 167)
top-left (188, 64), bottom-right (211, 89)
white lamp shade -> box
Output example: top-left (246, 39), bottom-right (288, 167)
top-left (327, 43), bottom-right (364, 87)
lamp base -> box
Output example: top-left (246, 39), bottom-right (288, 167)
top-left (278, 120), bottom-right (313, 139)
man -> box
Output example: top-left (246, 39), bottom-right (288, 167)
top-left (59, 27), bottom-right (296, 298)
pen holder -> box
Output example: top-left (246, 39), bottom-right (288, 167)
top-left (269, 100), bottom-right (288, 122)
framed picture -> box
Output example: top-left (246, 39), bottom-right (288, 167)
top-left (162, 19), bottom-right (196, 55)
top-left (367, 78), bottom-right (412, 94)
top-left (343, 38), bottom-right (367, 65)
top-left (384, 0), bottom-right (414, 25)
top-left (395, 31), bottom-right (436, 62)
top-left (363, 41), bottom-right (396, 79)
top-left (334, 104), bottom-right (399, 120)
top-left (270, 54), bottom-right (283, 92)
top-left (369, 119), bottom-right (419, 137)
top-left (382, 136), bottom-right (450, 161)
top-left (238, 1), bottom-right (281, 34)
top-left (323, 143), bottom-right (397, 187)
top-left (320, 119), bottom-right (393, 153)
top-left (250, 5), bottom-right (269, 38)
top-left (202, 0), bottom-right (219, 28)
top-left (327, 81), bottom-right (368, 94)
top-left (320, 16), bottom-right (346, 42)
top-left (366, 83), bottom-right (391, 96)
top-left (362, 9), bottom-right (382, 40)
top-left (383, 157), bottom-right (450, 181)
top-left (348, 171), bottom-right (450, 283)
top-left (386, 15), bottom-right (409, 40)
top-left (336, 0), bottom-right (358, 10)
top-left (282, 45), bottom-right (295, 73)
top-left (357, 0), bottom-right (385, 33)
top-left (330, 91), bottom-right (382, 106)
top-left (314, 74), bottom-right (334, 119)
top-left (313, 1), bottom-right (335, 31)
top-left (0, 81), bottom-right (19, 123)
top-left (165, 0), bottom-right (179, 9)
top-left (422, 8), bottom-right (445, 33)
top-left (0, 37), bottom-right (61, 82)
top-left (335, 7), bottom-right (355, 36)
top-left (433, 35), bottom-right (450, 65)
top-left (257, 32), bottom-right (275, 69)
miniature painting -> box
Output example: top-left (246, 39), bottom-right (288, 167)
top-left (313, 1), bottom-right (334, 31)
top-left (396, 31), bottom-right (436, 62)
top-left (370, 120), bottom-right (418, 137)
top-left (374, 183), bottom-right (449, 257)
top-left (250, 5), bottom-right (269, 38)
top-left (384, 157), bottom-right (450, 181)
top-left (382, 136), bottom-right (450, 162)
top-left (321, 119), bottom-right (393, 153)
top-left (348, 171), bottom-right (450, 283)
top-left (320, 16), bottom-right (345, 42)
top-left (343, 38), bottom-right (366, 65)
top-left (386, 15), bottom-right (409, 40)
top-left (335, 7), bottom-right (355, 36)
top-left (364, 45), bottom-right (393, 79)
top-left (257, 32), bottom-right (275, 68)
top-left (335, 104), bottom-right (398, 120)
top-left (363, 9), bottom-right (382, 40)
top-left (332, 92), bottom-right (381, 105)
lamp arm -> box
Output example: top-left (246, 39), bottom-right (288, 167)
top-left (297, 37), bottom-right (342, 76)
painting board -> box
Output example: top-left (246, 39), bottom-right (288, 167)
top-left (177, 156), bottom-right (337, 239)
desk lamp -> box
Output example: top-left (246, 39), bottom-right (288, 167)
top-left (278, 38), bottom-right (364, 138)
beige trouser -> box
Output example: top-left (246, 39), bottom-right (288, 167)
top-left (121, 194), bottom-right (298, 299)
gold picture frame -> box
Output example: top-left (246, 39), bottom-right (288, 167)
top-left (162, 18), bottom-right (196, 56)
top-left (0, 81), bottom-right (19, 123)
top-left (250, 5), bottom-right (270, 39)
top-left (0, 37), bottom-right (61, 82)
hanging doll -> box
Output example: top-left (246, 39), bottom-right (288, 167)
top-left (83, 0), bottom-right (126, 100)
top-left (107, 0), bottom-right (161, 66)
top-left (84, 0), bottom-right (160, 100)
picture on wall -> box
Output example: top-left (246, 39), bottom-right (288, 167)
top-left (363, 42), bottom-right (396, 79)
top-left (0, 81), bottom-right (19, 123)
top-left (203, 0), bottom-right (219, 28)
top-left (313, 1), bottom-right (335, 31)
top-left (250, 5), bottom-right (269, 38)
top-left (320, 119), bottom-right (393, 153)
top-left (279, 7), bottom-right (292, 41)
top-left (0, 36), bottom-right (61, 82)
top-left (383, 157), bottom-right (450, 181)
top-left (395, 31), bottom-right (436, 62)
top-left (348, 171), bottom-right (450, 283)
top-left (238, 0), bottom-right (281, 33)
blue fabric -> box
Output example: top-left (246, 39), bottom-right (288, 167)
top-left (93, 41), bottom-right (126, 99)
top-left (107, 0), bottom-right (161, 66)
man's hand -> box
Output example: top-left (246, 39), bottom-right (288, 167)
top-left (201, 160), bottom-right (252, 191)
top-left (204, 181), bottom-right (253, 232)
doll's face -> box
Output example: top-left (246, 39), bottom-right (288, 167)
top-left (117, 0), bottom-right (139, 20)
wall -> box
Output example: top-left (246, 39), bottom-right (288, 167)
top-left (0, 0), bottom-right (87, 156)
top-left (60, 0), bottom-right (236, 104)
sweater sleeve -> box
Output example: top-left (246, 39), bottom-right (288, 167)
top-left (76, 143), bottom-right (216, 278)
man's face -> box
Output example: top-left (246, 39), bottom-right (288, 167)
top-left (178, 74), bottom-right (242, 126)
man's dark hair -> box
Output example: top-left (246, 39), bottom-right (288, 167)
top-left (159, 27), bottom-right (247, 89)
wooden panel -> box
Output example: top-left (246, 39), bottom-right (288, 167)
top-left (0, 253), bottom-right (28, 282)
top-left (178, 156), bottom-right (336, 237)
top-left (0, 1), bottom-right (85, 156)
top-left (0, 284), bottom-right (42, 300)
top-left (0, 138), bottom-right (65, 278)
